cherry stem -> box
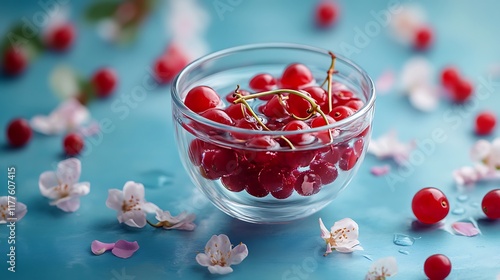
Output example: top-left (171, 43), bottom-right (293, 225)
top-left (233, 86), bottom-right (333, 144)
top-left (320, 52), bottom-right (337, 113)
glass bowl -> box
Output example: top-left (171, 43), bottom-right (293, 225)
top-left (171, 43), bottom-right (375, 224)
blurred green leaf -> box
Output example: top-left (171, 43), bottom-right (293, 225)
top-left (1, 23), bottom-right (45, 58)
top-left (84, 1), bottom-right (120, 22)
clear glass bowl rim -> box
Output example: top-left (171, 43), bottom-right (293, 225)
top-left (171, 42), bottom-right (376, 136)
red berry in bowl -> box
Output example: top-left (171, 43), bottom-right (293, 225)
top-left (414, 25), bottom-right (433, 50)
top-left (271, 172), bottom-right (297, 199)
top-left (225, 103), bottom-right (251, 120)
top-left (311, 115), bottom-right (336, 143)
top-left (288, 91), bottom-right (313, 118)
top-left (282, 150), bottom-right (317, 168)
top-left (249, 73), bottom-right (277, 96)
top-left (184, 86), bottom-right (221, 113)
top-left (482, 189), bottom-right (500, 219)
top-left (310, 160), bottom-right (338, 184)
top-left (200, 147), bottom-right (239, 180)
top-left (475, 111), bottom-right (496, 135)
top-left (63, 133), bottom-right (84, 156)
top-left (261, 95), bottom-right (289, 118)
top-left (424, 254), bottom-right (452, 280)
top-left (339, 147), bottom-right (358, 171)
top-left (281, 63), bottom-right (314, 89)
top-left (329, 105), bottom-right (354, 121)
top-left (226, 89), bottom-right (250, 103)
top-left (221, 174), bottom-right (245, 192)
top-left (259, 165), bottom-right (286, 192)
top-left (345, 99), bottom-right (364, 110)
top-left (412, 187), bottom-right (449, 224)
top-left (295, 171), bottom-right (322, 196)
top-left (303, 86), bottom-right (327, 108)
top-left (46, 22), bottom-right (75, 51)
top-left (3, 47), bottom-right (27, 76)
top-left (333, 90), bottom-right (355, 106)
top-left (188, 138), bottom-right (207, 166)
top-left (92, 68), bottom-right (117, 98)
top-left (6, 118), bottom-right (32, 147)
top-left (315, 1), bottom-right (338, 28)
top-left (451, 79), bottom-right (473, 103)
top-left (231, 119), bottom-right (260, 140)
top-left (283, 120), bottom-right (314, 145)
top-left (440, 67), bottom-right (460, 89)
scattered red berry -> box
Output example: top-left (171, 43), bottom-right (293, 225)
top-left (184, 86), bottom-right (221, 113)
top-left (153, 46), bottom-right (188, 84)
top-left (63, 133), bottom-right (84, 156)
top-left (424, 254), bottom-right (452, 280)
top-left (281, 63), bottom-right (314, 89)
top-left (440, 67), bottom-right (460, 89)
top-left (475, 111), bottom-right (496, 135)
top-left (315, 1), bottom-right (338, 28)
top-left (451, 78), bottom-right (473, 103)
top-left (3, 47), bottom-right (27, 76)
top-left (412, 187), bottom-right (449, 224)
top-left (482, 189), bottom-right (500, 219)
top-left (414, 25), bottom-right (433, 50)
top-left (6, 118), bottom-right (32, 147)
top-left (92, 68), bottom-right (117, 98)
top-left (46, 22), bottom-right (75, 51)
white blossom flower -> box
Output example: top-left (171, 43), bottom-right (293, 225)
top-left (152, 209), bottom-right (196, 231)
top-left (30, 98), bottom-right (90, 135)
top-left (368, 130), bottom-right (416, 165)
top-left (319, 218), bottom-right (363, 255)
top-left (196, 234), bottom-right (248, 275)
top-left (399, 57), bottom-right (439, 112)
top-left (105, 181), bottom-right (159, 228)
top-left (0, 196), bottom-right (27, 223)
top-left (453, 138), bottom-right (500, 185)
top-left (49, 65), bottom-right (80, 100)
top-left (365, 256), bottom-right (398, 280)
top-left (39, 158), bottom-right (90, 212)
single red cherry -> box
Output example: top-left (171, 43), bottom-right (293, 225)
top-left (92, 68), bottom-right (117, 97)
top-left (303, 86), bottom-right (327, 108)
top-left (230, 119), bottom-right (260, 140)
top-left (188, 139), bottom-right (208, 166)
top-left (225, 89), bottom-right (250, 103)
top-left (3, 47), bottom-right (27, 76)
top-left (225, 103), bottom-right (251, 120)
top-left (482, 189), bottom-right (500, 219)
top-left (344, 99), bottom-right (364, 110)
top-left (271, 172), bottom-right (296, 199)
top-left (221, 174), bottom-right (245, 192)
top-left (329, 105), bottom-right (354, 121)
top-left (199, 109), bottom-right (234, 135)
top-left (310, 160), bottom-right (338, 184)
top-left (261, 95), bottom-right (289, 118)
top-left (424, 254), bottom-right (452, 280)
top-left (294, 171), bottom-right (322, 196)
top-left (154, 53), bottom-right (188, 84)
top-left (63, 133), bottom-right (84, 156)
top-left (246, 136), bottom-right (280, 150)
top-left (288, 91), bottom-right (313, 118)
top-left (184, 86), bottom-right (221, 113)
top-left (412, 187), bottom-right (449, 224)
top-left (46, 22), bottom-right (75, 51)
top-left (440, 67), bottom-right (460, 89)
top-left (6, 118), bottom-right (32, 147)
top-left (249, 73), bottom-right (277, 97)
top-left (282, 150), bottom-right (318, 168)
top-left (259, 165), bottom-right (287, 192)
top-left (241, 165), bottom-right (269, 197)
top-left (475, 111), bottom-right (496, 135)
top-left (311, 115), bottom-right (336, 143)
top-left (339, 147), bottom-right (358, 171)
top-left (414, 25), bottom-right (433, 50)
top-left (315, 1), bottom-right (338, 28)
top-left (321, 145), bottom-right (340, 164)
top-left (281, 63), bottom-right (314, 89)
top-left (200, 147), bottom-right (239, 179)
top-left (333, 90), bottom-right (355, 106)
top-left (283, 120), bottom-right (314, 145)
top-left (451, 79), bottom-right (473, 103)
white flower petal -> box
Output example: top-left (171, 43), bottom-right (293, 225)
top-left (50, 65), bottom-right (80, 100)
top-left (409, 85), bottom-right (439, 112)
top-left (30, 115), bottom-right (66, 135)
top-left (54, 197), bottom-right (81, 212)
top-left (15, 201), bottom-right (28, 221)
top-left (56, 158), bottom-right (81, 185)
top-left (368, 130), bottom-right (415, 165)
top-left (123, 181), bottom-right (145, 201)
top-left (331, 218), bottom-right (359, 242)
top-left (105, 189), bottom-right (124, 211)
top-left (207, 265), bottom-right (233, 275)
top-left (319, 218), bottom-right (330, 239)
top-left (229, 243), bottom-right (248, 265)
top-left (121, 210), bottom-right (147, 228)
top-left (400, 57), bottom-right (433, 92)
top-left (142, 202), bottom-right (160, 214)
top-left (206, 234), bottom-right (231, 255)
top-left (39, 171), bottom-right (60, 199)
top-left (195, 253), bottom-right (211, 267)
top-left (366, 256), bottom-right (398, 280)
top-left (30, 99), bottom-right (90, 135)
top-left (470, 139), bottom-right (492, 162)
top-left (70, 182), bottom-right (91, 197)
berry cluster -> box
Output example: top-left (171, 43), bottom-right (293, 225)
top-left (183, 54), bottom-right (369, 199)
top-left (440, 66), bottom-right (474, 103)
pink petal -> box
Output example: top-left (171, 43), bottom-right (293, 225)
top-left (452, 222), bottom-right (480, 237)
top-left (111, 240), bottom-right (140, 258)
top-left (91, 240), bottom-right (115, 255)
top-left (370, 165), bottom-right (391, 176)
top-left (375, 70), bottom-right (395, 94)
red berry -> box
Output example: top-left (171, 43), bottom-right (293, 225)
top-left (283, 120), bottom-right (314, 145)
top-left (271, 172), bottom-right (296, 199)
top-left (240, 165), bottom-right (269, 197)
top-left (329, 105), bottom-right (354, 121)
top-left (310, 160), bottom-right (338, 184)
top-left (246, 136), bottom-right (280, 150)
top-left (3, 47), bottom-right (27, 76)
top-left (225, 89), bottom-right (250, 103)
top-left (475, 111), bottom-right (496, 135)
top-left (414, 26), bottom-right (433, 50)
top-left (440, 67), bottom-right (460, 89)
top-left (311, 115), bottom-right (336, 143)
top-left (333, 90), bottom-right (355, 106)
top-left (315, 1), bottom-right (338, 28)
top-left (294, 171), bottom-right (322, 196)
top-left (281, 63), bottom-right (314, 89)
top-left (154, 55), bottom-right (188, 84)
top-left (282, 150), bottom-right (317, 168)
top-left (303, 86), bottom-right (327, 108)
top-left (188, 139), bottom-right (207, 166)
top-left (451, 79), bottom-right (473, 103)
top-left (321, 145), bottom-right (340, 164)
top-left (424, 254), bottom-right (452, 280)
top-left (339, 147), bottom-right (358, 171)
top-left (249, 73), bottom-right (277, 97)
top-left (199, 109), bottom-right (234, 135)
top-left (6, 118), bottom-right (32, 147)
top-left (344, 99), bottom-right (364, 110)
top-left (259, 165), bottom-right (286, 192)
top-left (200, 147), bottom-right (239, 179)
top-left (46, 23), bottom-right (75, 51)
top-left (261, 95), bottom-right (289, 118)
top-left (63, 133), bottom-right (84, 156)
top-left (221, 175), bottom-right (245, 192)
top-left (225, 103), bottom-right (251, 120)
top-left (231, 119), bottom-right (260, 140)
top-left (288, 91), bottom-right (312, 118)
top-left (92, 68), bottom-right (117, 97)
top-left (482, 189), bottom-right (500, 219)
top-left (412, 187), bottom-right (449, 224)
top-left (184, 86), bottom-right (221, 113)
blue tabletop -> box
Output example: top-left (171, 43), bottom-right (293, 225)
top-left (1, 0), bottom-right (500, 279)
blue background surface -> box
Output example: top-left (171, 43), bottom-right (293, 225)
top-left (1, 0), bottom-right (500, 279)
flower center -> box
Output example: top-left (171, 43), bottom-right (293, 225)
top-left (55, 184), bottom-right (70, 198)
top-left (1, 204), bottom-right (7, 220)
top-left (122, 195), bottom-right (141, 212)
